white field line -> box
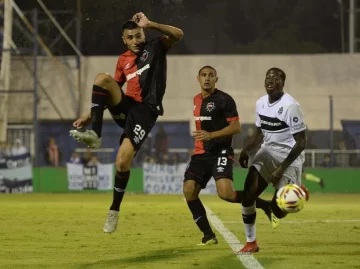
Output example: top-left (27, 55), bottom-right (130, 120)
top-left (222, 219), bottom-right (360, 224)
top-left (205, 206), bottom-right (265, 269)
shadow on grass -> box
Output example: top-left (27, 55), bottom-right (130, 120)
top-left (77, 247), bottom-right (211, 269)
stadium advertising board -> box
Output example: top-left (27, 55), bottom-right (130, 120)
top-left (143, 163), bottom-right (216, 194)
top-left (0, 153), bottom-right (33, 193)
top-left (66, 163), bottom-right (113, 191)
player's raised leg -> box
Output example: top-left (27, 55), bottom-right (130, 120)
top-left (215, 177), bottom-right (271, 220)
top-left (70, 73), bottom-right (122, 149)
top-left (103, 137), bottom-right (134, 233)
top-left (238, 166), bottom-right (268, 254)
top-left (183, 179), bottom-right (218, 245)
top-left (302, 171), bottom-right (324, 190)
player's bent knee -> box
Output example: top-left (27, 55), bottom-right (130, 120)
top-left (115, 155), bottom-right (132, 171)
top-left (94, 73), bottom-right (113, 88)
top-left (215, 178), bottom-right (235, 202)
top-left (115, 150), bottom-right (133, 171)
top-left (216, 186), bottom-right (234, 202)
top-left (115, 138), bottom-right (135, 171)
top-left (217, 191), bottom-right (232, 202)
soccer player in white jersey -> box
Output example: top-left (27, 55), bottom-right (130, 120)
top-left (237, 67), bottom-right (308, 253)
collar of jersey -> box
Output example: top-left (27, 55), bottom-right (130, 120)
top-left (267, 92), bottom-right (285, 107)
top-left (202, 88), bottom-right (219, 99)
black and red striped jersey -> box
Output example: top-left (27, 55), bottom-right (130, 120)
top-left (193, 89), bottom-right (239, 155)
top-left (114, 37), bottom-right (168, 115)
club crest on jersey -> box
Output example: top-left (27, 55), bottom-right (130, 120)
top-left (140, 50), bottom-right (149, 62)
top-left (206, 102), bottom-right (215, 112)
top-left (278, 107), bottom-right (283, 115)
top-left (293, 117), bottom-right (299, 122)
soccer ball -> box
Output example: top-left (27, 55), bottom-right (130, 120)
top-left (276, 184), bottom-right (307, 213)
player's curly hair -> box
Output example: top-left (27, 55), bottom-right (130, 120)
top-left (122, 20), bottom-right (139, 33)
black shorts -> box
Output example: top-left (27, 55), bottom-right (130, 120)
top-left (184, 150), bottom-right (234, 189)
top-left (107, 91), bottom-right (158, 151)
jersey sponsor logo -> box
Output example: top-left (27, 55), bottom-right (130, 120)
top-left (140, 50), bottom-right (149, 62)
top-left (260, 119), bottom-right (282, 127)
top-left (259, 114), bottom-right (289, 132)
top-left (194, 116), bottom-right (212, 121)
top-left (206, 102), bottom-right (216, 112)
top-left (126, 64), bottom-right (150, 81)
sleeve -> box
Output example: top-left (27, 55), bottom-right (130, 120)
top-left (255, 101), bottom-right (261, 127)
top-left (114, 56), bottom-right (126, 86)
top-left (284, 104), bottom-right (306, 134)
top-left (221, 95), bottom-right (239, 122)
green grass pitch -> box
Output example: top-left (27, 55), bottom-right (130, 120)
top-left (1, 193), bottom-right (360, 269)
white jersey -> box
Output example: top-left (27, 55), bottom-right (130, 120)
top-left (255, 93), bottom-right (306, 157)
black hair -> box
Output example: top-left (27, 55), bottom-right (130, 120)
top-left (122, 20), bottom-right (139, 33)
top-left (198, 65), bottom-right (217, 76)
top-left (267, 67), bottom-right (286, 82)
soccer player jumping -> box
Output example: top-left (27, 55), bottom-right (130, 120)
top-left (70, 13), bottom-right (183, 233)
top-left (183, 66), bottom-right (272, 246)
top-left (238, 67), bottom-right (308, 253)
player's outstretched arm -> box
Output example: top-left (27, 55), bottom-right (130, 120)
top-left (132, 12), bottom-right (184, 49)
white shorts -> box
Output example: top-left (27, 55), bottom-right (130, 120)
top-left (251, 147), bottom-right (303, 190)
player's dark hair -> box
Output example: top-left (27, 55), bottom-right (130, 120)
top-left (268, 67), bottom-right (286, 82)
top-left (198, 66), bottom-right (217, 76)
top-left (122, 20), bottom-right (139, 33)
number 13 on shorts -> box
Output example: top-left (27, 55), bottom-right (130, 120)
top-left (217, 157), bottom-right (227, 166)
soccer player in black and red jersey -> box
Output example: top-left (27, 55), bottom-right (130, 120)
top-left (69, 12), bottom-right (183, 233)
top-left (183, 66), bottom-right (271, 245)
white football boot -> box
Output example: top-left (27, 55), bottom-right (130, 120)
top-left (103, 210), bottom-right (119, 234)
top-left (69, 130), bottom-right (101, 149)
